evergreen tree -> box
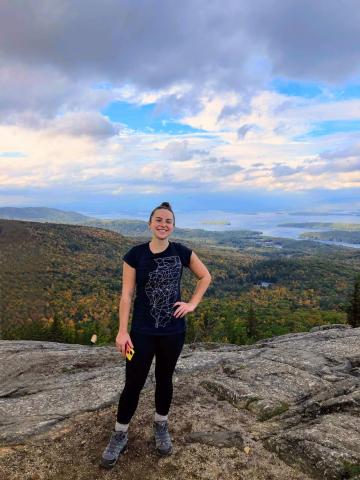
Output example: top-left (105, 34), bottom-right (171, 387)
top-left (50, 314), bottom-right (63, 342)
top-left (246, 303), bottom-right (258, 339)
top-left (347, 275), bottom-right (360, 328)
top-left (62, 319), bottom-right (76, 343)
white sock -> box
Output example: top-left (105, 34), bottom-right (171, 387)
top-left (115, 421), bottom-right (129, 432)
top-left (154, 412), bottom-right (168, 422)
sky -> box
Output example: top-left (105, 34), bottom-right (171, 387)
top-left (1, 0), bottom-right (360, 216)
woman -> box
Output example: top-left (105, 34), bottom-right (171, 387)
top-left (100, 201), bottom-right (211, 469)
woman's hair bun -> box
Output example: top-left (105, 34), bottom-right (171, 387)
top-left (160, 201), bottom-right (171, 208)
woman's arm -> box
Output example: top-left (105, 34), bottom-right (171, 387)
top-left (173, 251), bottom-right (212, 318)
top-left (116, 262), bottom-right (136, 355)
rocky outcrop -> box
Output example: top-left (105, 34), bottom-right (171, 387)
top-left (1, 327), bottom-right (359, 480)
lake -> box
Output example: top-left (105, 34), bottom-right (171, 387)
top-left (82, 209), bottom-right (360, 248)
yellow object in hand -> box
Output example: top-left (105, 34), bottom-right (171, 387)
top-left (125, 343), bottom-right (135, 361)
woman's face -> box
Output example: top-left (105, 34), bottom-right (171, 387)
top-left (149, 208), bottom-right (175, 239)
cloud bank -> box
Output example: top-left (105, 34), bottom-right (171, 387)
top-left (0, 0), bottom-right (360, 212)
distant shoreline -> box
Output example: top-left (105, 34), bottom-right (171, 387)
top-left (1, 205), bottom-right (360, 248)
top-left (201, 220), bottom-right (231, 225)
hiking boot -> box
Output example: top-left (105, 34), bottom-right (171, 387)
top-left (153, 420), bottom-right (173, 455)
top-left (100, 430), bottom-right (128, 469)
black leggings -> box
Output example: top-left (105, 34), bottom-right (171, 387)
top-left (116, 330), bottom-right (186, 424)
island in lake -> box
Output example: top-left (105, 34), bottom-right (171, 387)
top-left (277, 222), bottom-right (360, 245)
top-left (201, 220), bottom-right (231, 225)
top-left (279, 222), bottom-right (360, 231)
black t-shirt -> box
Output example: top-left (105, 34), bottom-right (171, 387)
top-left (122, 240), bottom-right (193, 335)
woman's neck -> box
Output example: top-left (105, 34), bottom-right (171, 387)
top-left (149, 237), bottom-right (170, 252)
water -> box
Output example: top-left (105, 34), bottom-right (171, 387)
top-left (81, 209), bottom-right (360, 248)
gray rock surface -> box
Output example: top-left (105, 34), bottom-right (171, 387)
top-left (1, 327), bottom-right (359, 479)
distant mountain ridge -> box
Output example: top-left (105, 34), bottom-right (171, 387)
top-left (0, 206), bottom-right (167, 237)
top-left (5, 206), bottom-right (358, 248)
top-left (0, 206), bottom-right (89, 222)
top-left (0, 205), bottom-right (262, 242)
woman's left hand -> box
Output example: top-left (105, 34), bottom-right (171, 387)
top-left (173, 301), bottom-right (196, 318)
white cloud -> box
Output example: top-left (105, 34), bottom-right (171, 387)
top-left (1, 1), bottom-right (360, 208)
top-left (51, 111), bottom-right (118, 138)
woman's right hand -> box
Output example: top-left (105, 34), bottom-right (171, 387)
top-left (115, 331), bottom-right (134, 358)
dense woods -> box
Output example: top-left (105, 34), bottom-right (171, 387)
top-left (1, 218), bottom-right (358, 346)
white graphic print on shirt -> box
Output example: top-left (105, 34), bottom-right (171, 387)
top-left (145, 256), bottom-right (182, 328)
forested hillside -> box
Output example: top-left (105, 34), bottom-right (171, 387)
top-left (1, 218), bottom-right (359, 346)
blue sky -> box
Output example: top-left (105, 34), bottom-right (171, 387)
top-left (101, 101), bottom-right (204, 135)
top-left (271, 78), bottom-right (360, 101)
top-left (302, 120), bottom-right (360, 138)
top-left (271, 79), bottom-right (324, 98)
top-left (0, 0), bottom-right (360, 216)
